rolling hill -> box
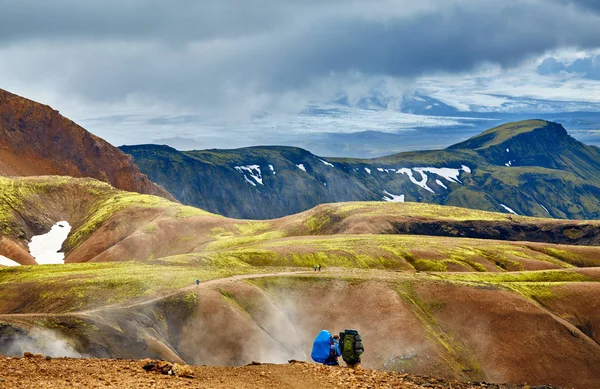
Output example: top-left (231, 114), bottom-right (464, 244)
top-left (121, 120), bottom-right (600, 219)
top-left (0, 177), bottom-right (599, 388)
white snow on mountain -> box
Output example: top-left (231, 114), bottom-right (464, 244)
top-left (269, 164), bottom-right (276, 175)
top-left (435, 179), bottom-right (448, 189)
top-left (297, 164), bottom-right (307, 172)
top-left (0, 255), bottom-right (20, 266)
top-left (29, 221), bottom-right (72, 265)
top-left (383, 190), bottom-right (405, 202)
top-left (235, 165), bottom-right (264, 185)
top-left (396, 168), bottom-right (435, 194)
top-left (364, 167), bottom-right (371, 174)
top-left (500, 204), bottom-right (518, 215)
top-left (414, 167), bottom-right (463, 183)
top-left (319, 158), bottom-right (334, 167)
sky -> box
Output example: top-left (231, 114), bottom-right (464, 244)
top-left (1, 0), bottom-right (600, 156)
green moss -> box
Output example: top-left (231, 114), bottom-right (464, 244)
top-left (432, 269), bottom-right (593, 284)
top-left (0, 261), bottom-right (271, 312)
top-left (306, 213), bottom-right (331, 234)
top-left (394, 281), bottom-right (484, 379)
top-left (235, 222), bottom-right (270, 235)
top-left (412, 259), bottom-right (447, 272)
top-left (563, 228), bottom-right (584, 239)
top-left (462, 120), bottom-right (548, 149)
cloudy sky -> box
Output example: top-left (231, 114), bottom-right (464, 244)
top-left (1, 0), bottom-right (600, 155)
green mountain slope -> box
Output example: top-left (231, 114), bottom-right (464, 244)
top-left (121, 120), bottom-right (600, 219)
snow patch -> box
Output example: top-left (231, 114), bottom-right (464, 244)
top-left (297, 164), bottom-right (307, 172)
top-left (235, 165), bottom-right (263, 185)
top-left (500, 204), bottom-right (518, 215)
top-left (364, 167), bottom-right (371, 174)
top-left (269, 164), bottom-right (276, 175)
top-left (540, 204), bottom-right (550, 215)
top-left (435, 179), bottom-right (448, 189)
top-left (506, 148), bottom-right (510, 152)
top-left (377, 168), bottom-right (384, 172)
top-left (323, 182), bottom-right (327, 186)
top-left (29, 221), bottom-right (72, 265)
top-left (461, 165), bottom-right (471, 174)
top-left (414, 167), bottom-right (463, 184)
top-left (383, 190), bottom-right (405, 202)
top-left (318, 158), bottom-right (334, 167)
top-left (0, 255), bottom-right (20, 266)
top-left (397, 168), bottom-right (435, 194)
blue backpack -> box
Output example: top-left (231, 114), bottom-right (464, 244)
top-left (311, 330), bottom-right (333, 363)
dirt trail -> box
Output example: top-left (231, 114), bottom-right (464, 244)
top-left (0, 270), bottom-right (310, 320)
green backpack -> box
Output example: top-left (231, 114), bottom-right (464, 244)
top-left (339, 329), bottom-right (364, 365)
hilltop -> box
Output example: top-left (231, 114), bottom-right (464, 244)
top-left (0, 89), bottom-right (172, 200)
top-left (122, 120), bottom-right (600, 219)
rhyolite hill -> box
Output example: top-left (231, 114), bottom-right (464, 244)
top-left (0, 88), bottom-right (172, 200)
top-left (121, 120), bottom-right (600, 219)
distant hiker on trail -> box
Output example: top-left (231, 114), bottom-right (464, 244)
top-left (313, 265), bottom-right (317, 272)
top-left (317, 264), bottom-right (322, 272)
top-left (311, 330), bottom-right (341, 366)
top-left (195, 279), bottom-right (200, 285)
top-left (339, 329), bottom-right (364, 369)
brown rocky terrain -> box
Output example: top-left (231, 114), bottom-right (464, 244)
top-left (0, 356), bottom-right (555, 389)
top-left (0, 89), bottom-right (172, 200)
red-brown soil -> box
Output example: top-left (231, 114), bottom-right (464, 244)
top-left (0, 89), bottom-right (172, 200)
top-left (0, 356), bottom-right (550, 389)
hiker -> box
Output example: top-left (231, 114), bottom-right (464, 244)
top-left (313, 264), bottom-right (317, 272)
top-left (311, 330), bottom-right (341, 366)
top-left (339, 329), bottom-right (364, 368)
top-left (195, 279), bottom-right (200, 285)
top-left (328, 334), bottom-right (341, 365)
top-left (317, 264), bottom-right (322, 272)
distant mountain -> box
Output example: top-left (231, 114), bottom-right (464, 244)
top-left (121, 120), bottom-right (600, 219)
top-left (0, 88), bottom-right (173, 200)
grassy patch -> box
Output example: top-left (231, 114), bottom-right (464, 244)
top-left (460, 120), bottom-right (548, 149)
top-left (0, 261), bottom-right (270, 312)
top-left (431, 269), bottom-right (594, 284)
top-left (394, 281), bottom-right (484, 379)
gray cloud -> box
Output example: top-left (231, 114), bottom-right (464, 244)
top-left (537, 54), bottom-right (600, 79)
top-left (557, 0), bottom-right (600, 12)
top-left (1, 0), bottom-right (600, 125)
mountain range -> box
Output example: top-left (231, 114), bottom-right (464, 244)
top-left (122, 120), bottom-right (600, 219)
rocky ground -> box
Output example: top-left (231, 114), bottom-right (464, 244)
top-left (0, 355), bottom-right (561, 389)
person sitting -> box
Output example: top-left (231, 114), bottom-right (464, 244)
top-left (325, 334), bottom-right (341, 366)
